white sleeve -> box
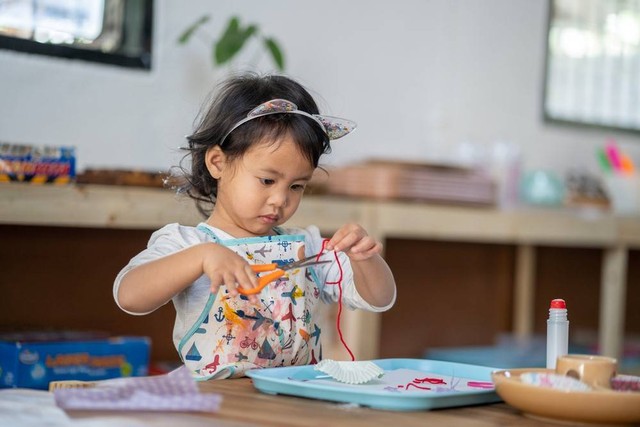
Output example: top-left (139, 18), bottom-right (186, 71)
top-left (292, 225), bottom-right (396, 313)
top-left (112, 223), bottom-right (206, 315)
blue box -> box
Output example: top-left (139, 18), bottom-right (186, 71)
top-left (0, 143), bottom-right (76, 184)
top-left (0, 332), bottom-right (150, 389)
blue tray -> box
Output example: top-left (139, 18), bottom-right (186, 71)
top-left (246, 358), bottom-right (502, 411)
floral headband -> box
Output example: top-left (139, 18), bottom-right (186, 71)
top-left (219, 99), bottom-right (356, 146)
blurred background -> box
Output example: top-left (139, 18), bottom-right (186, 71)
top-left (1, 0), bottom-right (638, 175)
top-left (1, 0), bottom-right (639, 385)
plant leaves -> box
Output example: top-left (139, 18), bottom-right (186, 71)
top-left (243, 25), bottom-right (258, 40)
top-left (215, 17), bottom-right (258, 65)
top-left (182, 15), bottom-right (286, 70)
top-left (177, 15), bottom-right (211, 44)
top-left (264, 37), bottom-right (285, 71)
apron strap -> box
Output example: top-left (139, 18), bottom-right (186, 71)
top-left (196, 223), bottom-right (220, 242)
top-left (196, 223), bottom-right (283, 241)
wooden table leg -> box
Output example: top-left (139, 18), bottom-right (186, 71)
top-left (513, 244), bottom-right (536, 339)
top-left (343, 310), bottom-right (380, 360)
top-left (599, 246), bottom-right (628, 360)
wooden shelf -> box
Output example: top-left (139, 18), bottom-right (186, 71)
top-left (2, 183), bottom-right (635, 246)
top-left (0, 183), bottom-right (202, 229)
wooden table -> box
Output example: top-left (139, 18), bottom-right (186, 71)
top-left (191, 378), bottom-right (545, 426)
top-left (41, 377), bottom-right (551, 426)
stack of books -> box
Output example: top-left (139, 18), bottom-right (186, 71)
top-left (323, 160), bottom-right (496, 206)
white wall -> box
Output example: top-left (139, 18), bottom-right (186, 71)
top-left (1, 0), bottom-right (638, 175)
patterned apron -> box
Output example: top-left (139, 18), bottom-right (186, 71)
top-left (178, 226), bottom-right (324, 380)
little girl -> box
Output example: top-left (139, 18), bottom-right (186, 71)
top-left (113, 73), bottom-right (396, 380)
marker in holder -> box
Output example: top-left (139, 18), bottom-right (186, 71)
top-left (546, 298), bottom-right (569, 369)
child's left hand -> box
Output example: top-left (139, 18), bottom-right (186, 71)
top-left (326, 223), bottom-right (382, 261)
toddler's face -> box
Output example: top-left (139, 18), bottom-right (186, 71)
top-left (212, 135), bottom-right (315, 237)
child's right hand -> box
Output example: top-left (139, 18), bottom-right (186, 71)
top-left (201, 243), bottom-right (259, 302)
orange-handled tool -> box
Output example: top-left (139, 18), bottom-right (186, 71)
top-left (238, 255), bottom-right (331, 296)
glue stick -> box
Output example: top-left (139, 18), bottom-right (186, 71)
top-left (546, 298), bottom-right (569, 369)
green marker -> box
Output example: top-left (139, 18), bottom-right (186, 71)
top-left (596, 147), bottom-right (613, 174)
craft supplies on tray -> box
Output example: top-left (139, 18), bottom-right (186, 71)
top-left (322, 160), bottom-right (496, 206)
top-left (313, 359), bottom-right (384, 385)
top-left (246, 358), bottom-right (500, 411)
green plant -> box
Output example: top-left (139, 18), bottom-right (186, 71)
top-left (178, 15), bottom-right (285, 71)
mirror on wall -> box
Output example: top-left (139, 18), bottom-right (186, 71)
top-left (0, 0), bottom-right (153, 69)
top-left (544, 0), bottom-right (640, 133)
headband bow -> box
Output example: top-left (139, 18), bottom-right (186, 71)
top-left (220, 99), bottom-right (356, 146)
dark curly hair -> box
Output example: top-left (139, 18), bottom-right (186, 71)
top-left (169, 73), bottom-right (332, 217)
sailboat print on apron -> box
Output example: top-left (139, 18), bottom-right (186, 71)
top-left (178, 225), bottom-right (324, 380)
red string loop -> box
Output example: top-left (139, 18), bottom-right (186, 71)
top-left (318, 239), bottom-right (355, 361)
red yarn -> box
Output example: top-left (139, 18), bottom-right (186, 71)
top-left (317, 239), bottom-right (355, 361)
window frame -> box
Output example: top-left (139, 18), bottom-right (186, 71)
top-left (0, 0), bottom-right (153, 70)
top-left (542, 0), bottom-right (640, 135)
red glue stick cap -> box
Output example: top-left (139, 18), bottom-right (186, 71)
top-left (550, 299), bottom-right (566, 309)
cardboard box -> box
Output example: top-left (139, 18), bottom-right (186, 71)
top-left (0, 332), bottom-right (150, 389)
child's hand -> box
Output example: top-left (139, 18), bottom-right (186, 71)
top-left (201, 244), bottom-right (259, 302)
top-left (326, 223), bottom-right (382, 261)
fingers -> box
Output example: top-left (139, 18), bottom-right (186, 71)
top-left (327, 223), bottom-right (382, 260)
top-left (222, 272), bottom-right (240, 296)
top-left (352, 238), bottom-right (383, 257)
top-left (208, 262), bottom-right (259, 303)
top-left (202, 244), bottom-right (264, 302)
